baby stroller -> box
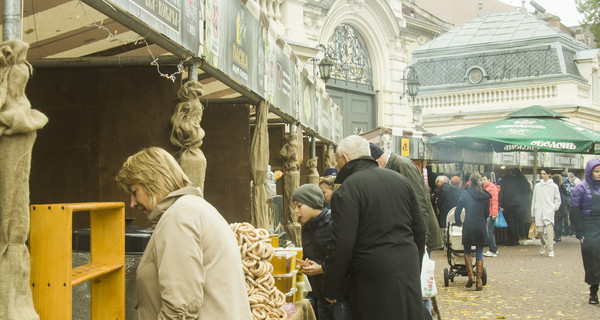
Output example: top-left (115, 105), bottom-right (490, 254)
top-left (443, 207), bottom-right (487, 287)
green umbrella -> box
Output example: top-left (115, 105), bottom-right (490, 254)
top-left (427, 105), bottom-right (600, 154)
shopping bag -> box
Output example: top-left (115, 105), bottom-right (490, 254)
top-left (528, 221), bottom-right (538, 239)
top-left (494, 209), bottom-right (508, 228)
top-left (420, 254), bottom-right (437, 298)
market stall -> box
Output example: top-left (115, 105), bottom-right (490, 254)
top-left (2, 0), bottom-right (342, 318)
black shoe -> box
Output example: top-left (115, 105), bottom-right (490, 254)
top-left (554, 237), bottom-right (561, 242)
top-left (589, 294), bottom-right (599, 305)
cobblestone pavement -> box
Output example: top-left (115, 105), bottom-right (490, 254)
top-left (430, 236), bottom-right (599, 320)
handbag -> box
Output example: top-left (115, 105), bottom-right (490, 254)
top-left (494, 208), bottom-right (508, 228)
top-left (420, 254), bottom-right (437, 298)
top-left (528, 221), bottom-right (538, 239)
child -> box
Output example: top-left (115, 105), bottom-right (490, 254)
top-left (292, 184), bottom-right (351, 320)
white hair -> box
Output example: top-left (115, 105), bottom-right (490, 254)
top-left (336, 135), bottom-right (370, 161)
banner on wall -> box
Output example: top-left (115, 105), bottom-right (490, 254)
top-left (110, 0), bottom-right (203, 55)
top-left (319, 98), bottom-right (332, 141)
top-left (205, 0), bottom-right (221, 65)
top-left (221, 1), bottom-right (257, 88)
top-left (332, 105), bottom-right (342, 143)
top-left (205, 0), bottom-right (341, 142)
top-left (299, 78), bottom-right (316, 130)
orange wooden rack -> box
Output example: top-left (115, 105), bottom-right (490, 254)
top-left (29, 202), bottom-right (125, 319)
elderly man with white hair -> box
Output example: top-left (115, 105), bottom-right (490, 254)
top-left (322, 135), bottom-right (427, 320)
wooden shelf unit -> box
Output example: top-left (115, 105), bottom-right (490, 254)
top-left (29, 202), bottom-right (125, 320)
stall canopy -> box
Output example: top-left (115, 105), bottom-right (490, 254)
top-left (427, 105), bottom-right (600, 154)
top-left (4, 0), bottom-right (342, 143)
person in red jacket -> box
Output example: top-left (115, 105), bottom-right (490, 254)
top-left (482, 173), bottom-right (500, 257)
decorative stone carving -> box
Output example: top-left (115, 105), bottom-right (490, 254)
top-left (0, 40), bottom-right (48, 320)
top-left (325, 145), bottom-right (336, 169)
top-left (250, 101), bottom-right (271, 229)
top-left (307, 157), bottom-right (319, 185)
top-left (279, 132), bottom-right (302, 246)
top-left (170, 81), bottom-right (207, 193)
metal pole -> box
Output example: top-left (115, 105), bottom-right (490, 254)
top-left (3, 0), bottom-right (22, 41)
top-left (188, 61), bottom-right (199, 82)
top-left (532, 149), bottom-right (539, 186)
top-left (29, 56), bottom-right (182, 68)
top-left (311, 136), bottom-right (316, 158)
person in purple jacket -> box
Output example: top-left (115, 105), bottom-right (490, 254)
top-left (570, 158), bottom-right (600, 305)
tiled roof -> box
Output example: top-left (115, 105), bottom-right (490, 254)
top-left (414, 9), bottom-right (586, 53)
top-left (412, 9), bottom-right (589, 89)
top-left (414, 46), bottom-right (563, 87)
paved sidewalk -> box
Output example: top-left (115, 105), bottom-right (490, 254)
top-left (431, 236), bottom-right (599, 319)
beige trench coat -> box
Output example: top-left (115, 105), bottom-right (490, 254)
top-left (136, 187), bottom-right (251, 319)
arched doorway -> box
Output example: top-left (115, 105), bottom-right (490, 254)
top-left (323, 24), bottom-right (377, 137)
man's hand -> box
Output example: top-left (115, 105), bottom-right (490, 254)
top-left (298, 258), bottom-right (323, 276)
top-left (296, 258), bottom-right (308, 269)
top-left (325, 297), bottom-right (337, 304)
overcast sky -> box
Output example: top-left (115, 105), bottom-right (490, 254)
top-left (499, 0), bottom-right (585, 26)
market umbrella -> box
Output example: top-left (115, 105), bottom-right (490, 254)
top-left (428, 105), bottom-right (600, 154)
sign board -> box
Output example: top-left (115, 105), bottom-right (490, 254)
top-left (299, 78), bottom-right (316, 130)
top-left (203, 0), bottom-right (340, 142)
top-left (110, 0), bottom-right (203, 55)
top-left (319, 99), bottom-right (332, 141)
top-left (401, 138), bottom-right (410, 157)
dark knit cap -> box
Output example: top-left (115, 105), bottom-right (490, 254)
top-left (369, 143), bottom-right (384, 160)
top-left (292, 184), bottom-right (324, 209)
top-left (324, 168), bottom-right (338, 176)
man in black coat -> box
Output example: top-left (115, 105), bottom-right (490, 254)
top-left (499, 168), bottom-right (531, 245)
top-left (323, 135), bottom-right (427, 320)
top-left (369, 143), bottom-right (443, 250)
top-left (437, 180), bottom-right (462, 228)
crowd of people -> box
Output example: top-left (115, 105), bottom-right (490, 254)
top-left (430, 162), bottom-right (600, 306)
top-left (114, 138), bottom-right (600, 320)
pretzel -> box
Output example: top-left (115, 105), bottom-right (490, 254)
top-left (251, 306), bottom-right (267, 320)
top-left (231, 223), bottom-right (287, 320)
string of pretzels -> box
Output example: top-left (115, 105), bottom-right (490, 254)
top-left (231, 222), bottom-right (287, 320)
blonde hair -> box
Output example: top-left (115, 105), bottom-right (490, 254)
top-left (319, 175), bottom-right (339, 192)
top-left (116, 147), bottom-right (191, 203)
top-left (551, 174), bottom-right (562, 186)
top-left (435, 175), bottom-right (448, 186)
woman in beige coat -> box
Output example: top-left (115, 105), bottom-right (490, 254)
top-left (116, 147), bottom-right (251, 319)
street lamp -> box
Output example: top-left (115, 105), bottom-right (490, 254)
top-left (400, 66), bottom-right (423, 130)
top-left (400, 66), bottom-right (420, 100)
top-left (316, 44), bottom-right (334, 81)
top-left (318, 56), bottom-right (334, 81)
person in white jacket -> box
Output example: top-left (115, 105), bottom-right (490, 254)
top-left (116, 147), bottom-right (251, 319)
top-left (532, 168), bottom-right (561, 258)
